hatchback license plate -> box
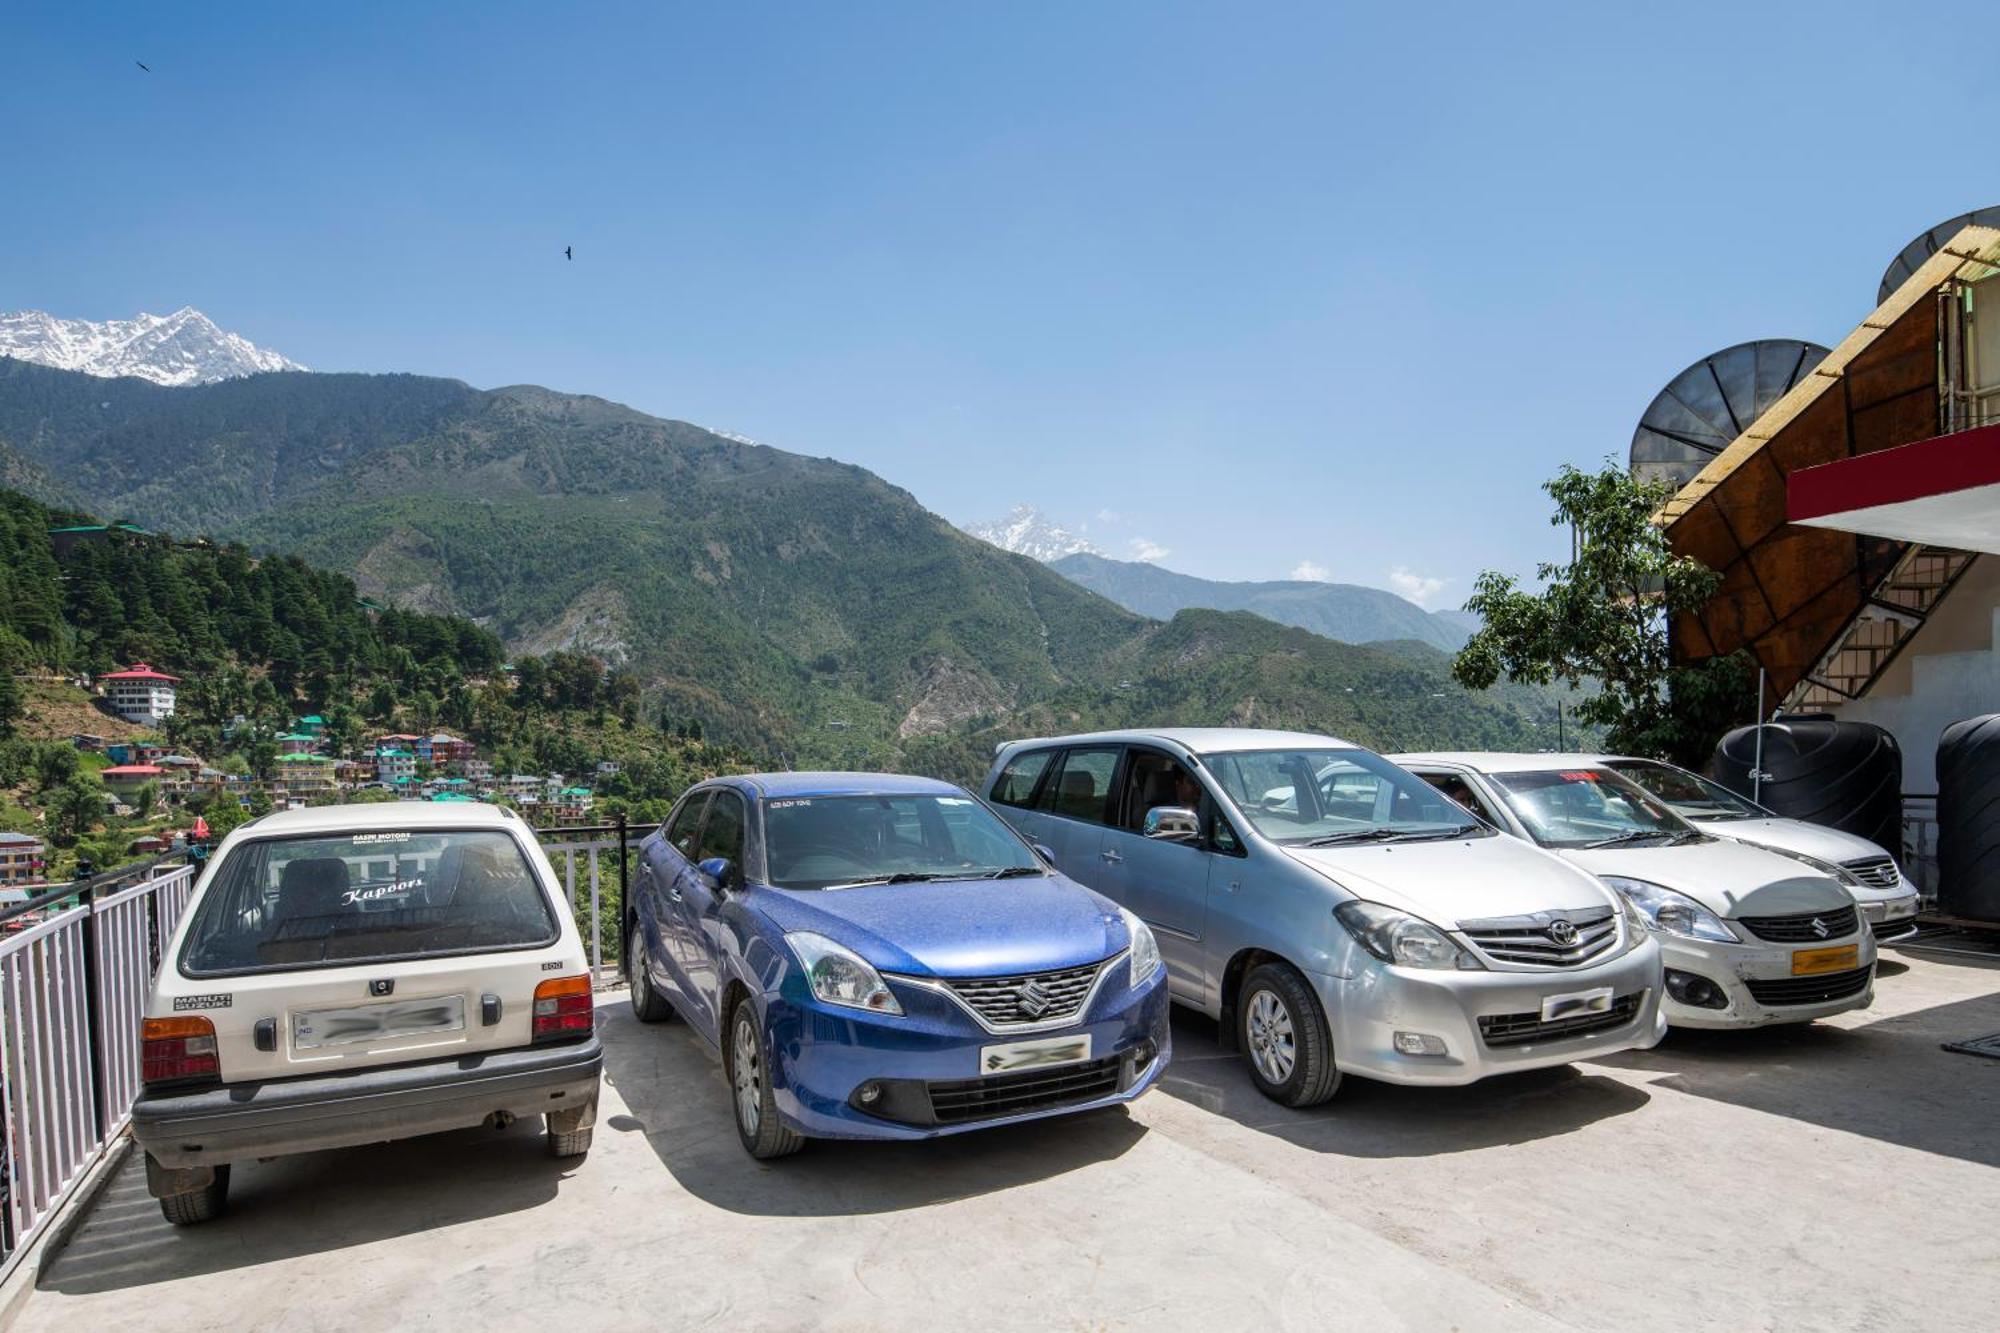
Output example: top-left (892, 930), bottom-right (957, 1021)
top-left (1540, 987), bottom-right (1614, 1022)
top-left (1792, 944), bottom-right (1860, 976)
top-left (293, 994), bottom-right (466, 1050)
top-left (979, 1033), bottom-right (1091, 1075)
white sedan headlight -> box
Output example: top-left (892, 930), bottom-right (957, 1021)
top-left (1121, 908), bottom-right (1162, 987)
top-left (1758, 846), bottom-right (1863, 888)
top-left (1602, 877), bottom-right (1738, 943)
top-left (785, 931), bottom-right (903, 1014)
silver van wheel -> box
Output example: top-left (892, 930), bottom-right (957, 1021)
top-left (1246, 988), bottom-right (1297, 1084)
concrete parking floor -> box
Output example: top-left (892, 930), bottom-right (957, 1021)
top-left (16, 943), bottom-right (2000, 1332)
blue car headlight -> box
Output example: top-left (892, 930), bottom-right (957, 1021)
top-left (785, 931), bottom-right (904, 1015)
top-left (1121, 908), bottom-right (1162, 988)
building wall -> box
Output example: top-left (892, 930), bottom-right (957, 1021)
top-left (1819, 557), bottom-right (1999, 790)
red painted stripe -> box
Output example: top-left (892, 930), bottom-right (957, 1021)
top-left (1789, 422), bottom-right (2000, 521)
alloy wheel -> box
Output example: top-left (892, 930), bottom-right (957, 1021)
top-left (732, 1012), bottom-right (763, 1136)
top-left (1246, 988), bottom-right (1296, 1085)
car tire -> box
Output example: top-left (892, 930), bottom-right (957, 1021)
top-left (546, 1124), bottom-right (593, 1158)
top-left (157, 1164), bottom-right (230, 1225)
top-left (725, 995), bottom-right (805, 1160)
top-left (626, 922), bottom-right (674, 1023)
top-left (1238, 962), bottom-right (1341, 1108)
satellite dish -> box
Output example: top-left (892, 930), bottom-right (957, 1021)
top-left (1878, 206), bottom-right (2000, 306)
top-left (1630, 339), bottom-right (1829, 493)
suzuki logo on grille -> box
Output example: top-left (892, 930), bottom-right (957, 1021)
top-left (1811, 917), bottom-right (1830, 939)
top-left (1014, 979), bottom-right (1053, 1019)
top-left (1547, 920), bottom-right (1579, 946)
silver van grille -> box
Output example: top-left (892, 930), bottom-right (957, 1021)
top-left (1459, 909), bottom-right (1618, 968)
top-left (943, 960), bottom-right (1106, 1027)
top-left (1841, 856), bottom-right (1900, 890)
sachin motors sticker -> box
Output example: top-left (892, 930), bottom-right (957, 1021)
top-left (173, 993), bottom-right (233, 1011)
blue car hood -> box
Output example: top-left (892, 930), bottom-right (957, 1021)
top-left (758, 874), bottom-right (1126, 977)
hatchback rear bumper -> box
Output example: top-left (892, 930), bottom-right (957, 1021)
top-left (132, 1035), bottom-right (602, 1179)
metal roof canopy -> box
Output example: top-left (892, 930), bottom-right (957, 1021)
top-left (1790, 422), bottom-right (2000, 555)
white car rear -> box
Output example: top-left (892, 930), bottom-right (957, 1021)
top-left (132, 802), bottom-right (600, 1224)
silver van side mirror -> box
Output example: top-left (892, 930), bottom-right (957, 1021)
top-left (1142, 806), bottom-right (1200, 842)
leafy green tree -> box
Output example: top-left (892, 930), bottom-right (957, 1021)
top-left (0, 669), bottom-right (20, 737)
top-left (45, 775), bottom-right (102, 847)
top-left (1452, 462), bottom-right (1750, 766)
top-left (33, 741), bottom-right (79, 791)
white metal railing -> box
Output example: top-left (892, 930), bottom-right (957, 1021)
top-left (536, 817), bottom-right (633, 986)
top-left (0, 861), bottom-right (196, 1281)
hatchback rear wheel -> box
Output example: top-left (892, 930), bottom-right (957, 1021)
top-left (626, 922), bottom-right (673, 1023)
top-left (1238, 962), bottom-right (1340, 1107)
top-left (726, 996), bottom-right (804, 1159)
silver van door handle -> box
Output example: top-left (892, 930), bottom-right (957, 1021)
top-left (1100, 849), bottom-right (1123, 865)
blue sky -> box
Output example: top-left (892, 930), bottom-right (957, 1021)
top-left (4, 3), bottom-right (1994, 608)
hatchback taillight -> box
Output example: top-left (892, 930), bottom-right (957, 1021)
top-left (532, 975), bottom-right (593, 1041)
top-left (142, 1015), bottom-right (220, 1086)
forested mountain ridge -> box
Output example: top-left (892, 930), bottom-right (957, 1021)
top-left (0, 358), bottom-right (1566, 773)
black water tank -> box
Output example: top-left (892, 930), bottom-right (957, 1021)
top-left (1711, 716), bottom-right (1903, 852)
top-left (1938, 714), bottom-right (2000, 923)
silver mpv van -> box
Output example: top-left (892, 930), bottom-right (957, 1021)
top-left (981, 729), bottom-right (1665, 1106)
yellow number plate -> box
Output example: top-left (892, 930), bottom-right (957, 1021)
top-left (1791, 944), bottom-right (1860, 976)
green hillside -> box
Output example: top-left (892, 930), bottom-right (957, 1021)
top-left (0, 359), bottom-right (1567, 772)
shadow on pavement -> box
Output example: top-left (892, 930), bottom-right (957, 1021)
top-left (1156, 1008), bottom-right (1648, 1157)
top-left (39, 1119), bottom-right (572, 1296)
top-left (600, 1003), bottom-right (1147, 1217)
top-left (1602, 985), bottom-right (2000, 1167)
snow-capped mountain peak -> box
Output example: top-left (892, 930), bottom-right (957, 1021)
top-left (0, 307), bottom-right (306, 386)
top-left (961, 505), bottom-right (1104, 561)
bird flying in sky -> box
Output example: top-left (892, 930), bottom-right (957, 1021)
top-left (136, 60), bottom-right (151, 72)
top-left (565, 245), bottom-right (573, 261)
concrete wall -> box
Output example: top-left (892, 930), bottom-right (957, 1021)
top-left (1823, 557), bottom-right (1999, 790)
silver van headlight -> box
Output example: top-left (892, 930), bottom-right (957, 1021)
top-left (1334, 901), bottom-right (1483, 970)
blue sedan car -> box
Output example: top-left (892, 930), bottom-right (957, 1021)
top-left (624, 773), bottom-right (1171, 1157)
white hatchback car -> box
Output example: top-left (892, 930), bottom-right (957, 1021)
top-left (132, 802), bottom-right (602, 1224)
top-left (1395, 754), bottom-right (1877, 1030)
top-left (1592, 756), bottom-right (1921, 944)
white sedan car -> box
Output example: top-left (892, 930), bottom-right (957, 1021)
top-left (1395, 754), bottom-right (1876, 1030)
top-left (132, 802), bottom-right (602, 1223)
top-left (1594, 756), bottom-right (1921, 944)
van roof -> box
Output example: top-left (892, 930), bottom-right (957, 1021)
top-left (999, 727), bottom-right (1358, 757)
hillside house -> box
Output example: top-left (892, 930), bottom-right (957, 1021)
top-left (377, 748), bottom-right (417, 784)
top-left (46, 522), bottom-right (155, 559)
top-left (99, 664), bottom-right (179, 725)
top-left (275, 732), bottom-right (320, 756)
top-left (274, 753), bottom-right (337, 796)
top-left (70, 733), bottom-right (104, 752)
top-left (99, 764), bottom-right (166, 800)
top-left (105, 741), bottom-right (164, 766)
top-left (458, 757), bottom-right (493, 782)
top-left (549, 787), bottom-right (595, 822)
top-left (424, 734), bottom-right (475, 766)
top-left (295, 714), bottom-right (327, 737)
top-left (0, 832), bottom-right (45, 886)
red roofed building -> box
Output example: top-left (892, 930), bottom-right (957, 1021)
top-left (100, 764), bottom-right (167, 799)
top-left (100, 663), bottom-right (181, 724)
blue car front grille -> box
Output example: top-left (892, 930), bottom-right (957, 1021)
top-left (942, 959), bottom-right (1108, 1028)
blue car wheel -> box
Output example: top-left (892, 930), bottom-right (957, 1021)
top-left (727, 996), bottom-right (804, 1159)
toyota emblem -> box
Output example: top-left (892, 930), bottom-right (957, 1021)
top-left (1548, 920), bottom-right (1579, 947)
top-left (1015, 979), bottom-right (1053, 1020)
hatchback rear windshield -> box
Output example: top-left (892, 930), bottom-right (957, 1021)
top-left (181, 829), bottom-right (558, 975)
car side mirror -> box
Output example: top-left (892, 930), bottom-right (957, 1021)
top-left (697, 856), bottom-right (736, 891)
top-left (1030, 842), bottom-right (1057, 867)
top-left (1143, 806), bottom-right (1200, 842)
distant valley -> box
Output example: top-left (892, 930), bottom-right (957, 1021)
top-left (962, 506), bottom-right (1476, 651)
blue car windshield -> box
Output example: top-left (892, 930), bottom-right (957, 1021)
top-left (1204, 748), bottom-right (1490, 845)
top-left (763, 794), bottom-right (1044, 890)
